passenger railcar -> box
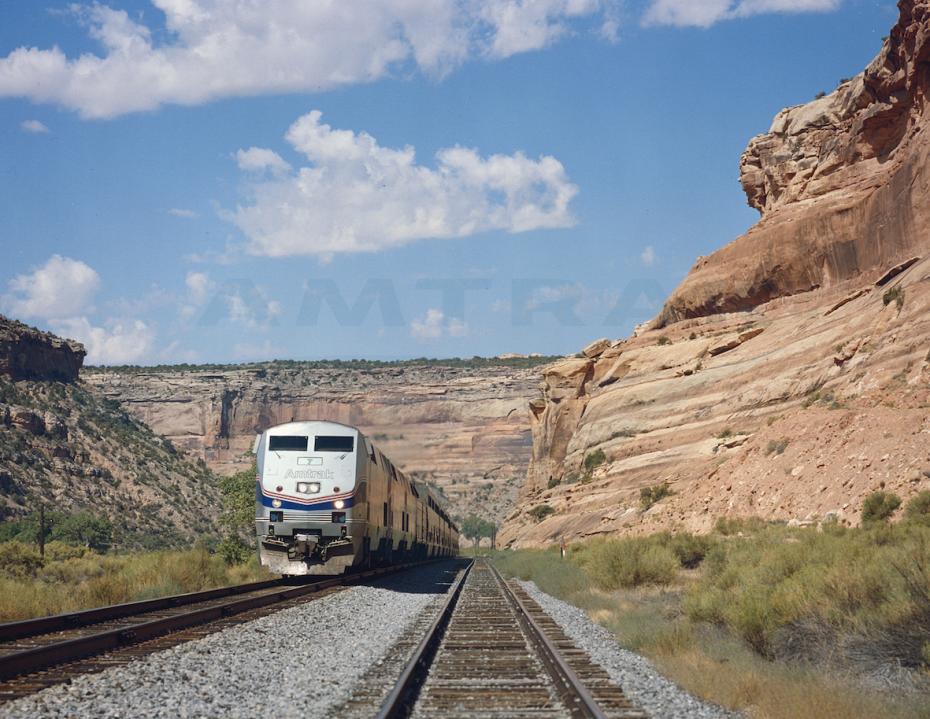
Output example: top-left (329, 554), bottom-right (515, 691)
top-left (254, 420), bottom-right (459, 576)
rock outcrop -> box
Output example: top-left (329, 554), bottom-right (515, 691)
top-left (500, 1), bottom-right (930, 547)
top-left (661, 0), bottom-right (930, 323)
top-left (0, 315), bottom-right (85, 382)
top-left (0, 323), bottom-right (220, 547)
top-left (84, 360), bottom-right (549, 525)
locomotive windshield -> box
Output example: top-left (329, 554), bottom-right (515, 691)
top-left (268, 435), bottom-right (308, 452)
top-left (314, 435), bottom-right (354, 452)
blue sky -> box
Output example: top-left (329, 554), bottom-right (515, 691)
top-left (0, 1), bottom-right (897, 364)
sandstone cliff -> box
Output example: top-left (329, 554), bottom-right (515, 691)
top-left (662, 0), bottom-right (930, 323)
top-left (84, 360), bottom-right (548, 526)
top-left (500, 1), bottom-right (930, 547)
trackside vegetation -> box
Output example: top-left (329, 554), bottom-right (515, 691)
top-left (493, 508), bottom-right (930, 719)
top-left (0, 543), bottom-right (268, 622)
top-left (0, 469), bottom-right (269, 621)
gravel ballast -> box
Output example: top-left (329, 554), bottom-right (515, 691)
top-left (518, 580), bottom-right (742, 719)
top-left (3, 563), bottom-right (455, 719)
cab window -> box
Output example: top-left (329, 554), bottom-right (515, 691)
top-left (314, 436), bottom-right (354, 452)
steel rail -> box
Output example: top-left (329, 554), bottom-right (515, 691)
top-left (0, 578), bottom-right (283, 642)
top-left (0, 561), bottom-right (428, 683)
top-left (374, 559), bottom-right (473, 719)
top-left (488, 561), bottom-right (608, 719)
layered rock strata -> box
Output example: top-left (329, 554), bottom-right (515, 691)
top-left (501, 1), bottom-right (930, 547)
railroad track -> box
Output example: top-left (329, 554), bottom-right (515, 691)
top-left (348, 558), bottom-right (646, 719)
top-left (0, 561), bottom-right (425, 702)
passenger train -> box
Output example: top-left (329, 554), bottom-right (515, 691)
top-left (254, 420), bottom-right (459, 576)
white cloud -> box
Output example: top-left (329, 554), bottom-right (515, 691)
top-left (231, 110), bottom-right (577, 258)
top-left (2, 255), bottom-right (154, 364)
top-left (168, 207), bottom-right (198, 218)
top-left (643, 0), bottom-right (840, 27)
top-left (180, 270), bottom-right (214, 319)
top-left (2, 255), bottom-right (100, 319)
top-left (185, 271), bottom-right (212, 305)
top-left (235, 147), bottom-right (291, 175)
top-left (410, 309), bottom-right (468, 340)
top-left (640, 245), bottom-right (656, 266)
top-left (20, 119), bottom-right (49, 133)
top-left (480, 0), bottom-right (599, 57)
top-left (0, 1), bottom-right (612, 119)
top-left (53, 317), bottom-right (154, 365)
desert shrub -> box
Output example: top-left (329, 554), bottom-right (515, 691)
top-left (717, 428), bottom-right (733, 439)
top-left (657, 336), bottom-right (672, 346)
top-left (685, 522), bottom-right (930, 662)
top-left (714, 516), bottom-right (768, 536)
top-left (0, 541), bottom-right (44, 578)
top-left (583, 538), bottom-right (679, 590)
top-left (765, 438), bottom-right (789, 456)
top-left (217, 535), bottom-right (252, 565)
top-left (528, 504), bottom-right (555, 522)
top-left (547, 476), bottom-right (561, 490)
top-left (904, 491), bottom-right (930, 525)
top-left (861, 491), bottom-right (901, 524)
top-left (882, 286), bottom-right (905, 310)
top-left (640, 482), bottom-right (674, 510)
top-left (43, 540), bottom-right (91, 562)
top-left (583, 449), bottom-right (608, 472)
top-left (668, 532), bottom-right (714, 568)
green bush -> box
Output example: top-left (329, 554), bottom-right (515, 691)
top-left (583, 449), bottom-right (608, 472)
top-left (640, 482), bottom-right (674, 510)
top-left (882, 286), bottom-right (905, 310)
top-left (0, 541), bottom-right (44, 578)
top-left (217, 535), bottom-right (252, 566)
top-left (685, 522), bottom-right (930, 663)
top-left (528, 505), bottom-right (555, 522)
top-left (765, 439), bottom-right (789, 456)
top-left (668, 532), bottom-right (714, 568)
top-left (904, 491), bottom-right (930, 525)
top-left (657, 336), bottom-right (672, 346)
top-left (547, 476), bottom-right (561, 490)
top-left (861, 491), bottom-right (901, 524)
top-left (52, 512), bottom-right (113, 552)
top-left (583, 538), bottom-right (678, 590)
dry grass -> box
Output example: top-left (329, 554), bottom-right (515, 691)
top-left (493, 522), bottom-right (930, 719)
top-left (0, 545), bottom-right (270, 622)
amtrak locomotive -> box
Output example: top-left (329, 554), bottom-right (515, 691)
top-left (254, 420), bottom-right (458, 576)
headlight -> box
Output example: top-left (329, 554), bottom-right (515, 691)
top-left (334, 499), bottom-right (345, 509)
top-left (296, 482), bottom-right (321, 494)
top-left (271, 499), bottom-right (282, 508)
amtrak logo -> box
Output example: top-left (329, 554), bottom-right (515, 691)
top-left (284, 468), bottom-right (335, 480)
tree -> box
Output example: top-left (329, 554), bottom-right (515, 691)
top-left (218, 465), bottom-right (257, 565)
top-left (461, 514), bottom-right (496, 556)
top-left (52, 511), bottom-right (113, 552)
